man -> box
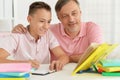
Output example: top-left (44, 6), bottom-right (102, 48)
top-left (12, 0), bottom-right (103, 63)
top-left (0, 1), bottom-right (69, 71)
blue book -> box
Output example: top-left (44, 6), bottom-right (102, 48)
top-left (100, 59), bottom-right (120, 67)
top-left (0, 72), bottom-right (30, 78)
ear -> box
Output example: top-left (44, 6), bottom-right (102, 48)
top-left (57, 14), bottom-right (61, 22)
top-left (27, 15), bottom-right (31, 23)
top-left (56, 12), bottom-right (61, 20)
top-left (80, 10), bottom-right (82, 14)
top-left (79, 10), bottom-right (82, 16)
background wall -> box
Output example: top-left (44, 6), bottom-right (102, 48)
top-left (0, 0), bottom-right (120, 57)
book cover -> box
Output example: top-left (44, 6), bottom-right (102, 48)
top-left (0, 78), bottom-right (26, 80)
top-left (100, 59), bottom-right (120, 67)
top-left (72, 43), bottom-right (119, 75)
top-left (0, 63), bottom-right (31, 72)
top-left (102, 72), bottom-right (120, 76)
top-left (0, 72), bottom-right (30, 78)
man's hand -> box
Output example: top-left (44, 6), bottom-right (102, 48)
top-left (12, 24), bottom-right (27, 33)
top-left (50, 46), bottom-right (69, 71)
top-left (28, 59), bottom-right (40, 69)
top-left (49, 60), bottom-right (64, 71)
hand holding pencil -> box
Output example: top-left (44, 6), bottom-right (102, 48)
top-left (23, 52), bottom-right (40, 69)
top-left (28, 59), bottom-right (40, 69)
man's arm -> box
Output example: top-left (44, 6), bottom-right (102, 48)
top-left (49, 46), bottom-right (69, 71)
top-left (69, 54), bottom-right (82, 63)
top-left (12, 24), bottom-right (27, 33)
top-left (0, 48), bottom-right (40, 69)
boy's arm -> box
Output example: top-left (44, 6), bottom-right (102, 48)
top-left (0, 48), bottom-right (39, 68)
top-left (0, 48), bottom-right (10, 59)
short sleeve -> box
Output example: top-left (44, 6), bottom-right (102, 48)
top-left (86, 22), bottom-right (104, 44)
top-left (0, 34), bottom-right (18, 55)
top-left (47, 30), bottom-right (60, 49)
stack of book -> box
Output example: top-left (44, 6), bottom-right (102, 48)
top-left (72, 43), bottom-right (119, 75)
top-left (97, 59), bottom-right (120, 76)
top-left (0, 63), bottom-right (31, 80)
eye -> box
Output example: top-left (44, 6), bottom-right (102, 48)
top-left (72, 12), bottom-right (77, 16)
top-left (39, 20), bottom-right (45, 23)
top-left (62, 15), bottom-right (67, 19)
top-left (48, 20), bottom-right (51, 24)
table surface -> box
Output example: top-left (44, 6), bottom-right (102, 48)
top-left (29, 63), bottom-right (120, 80)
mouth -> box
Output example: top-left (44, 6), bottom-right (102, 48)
top-left (40, 29), bottom-right (47, 33)
top-left (68, 23), bottom-right (76, 27)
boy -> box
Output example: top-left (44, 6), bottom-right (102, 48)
top-left (0, 1), bottom-right (69, 71)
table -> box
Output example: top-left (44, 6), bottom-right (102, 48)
top-left (30, 63), bottom-right (120, 80)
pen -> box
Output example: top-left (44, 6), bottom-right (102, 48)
top-left (23, 52), bottom-right (37, 70)
top-left (23, 51), bottom-right (34, 60)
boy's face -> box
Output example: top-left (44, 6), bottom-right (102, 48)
top-left (27, 9), bottom-right (51, 36)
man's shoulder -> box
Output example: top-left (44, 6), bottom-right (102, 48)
top-left (50, 23), bottom-right (62, 33)
top-left (82, 21), bottom-right (97, 26)
top-left (81, 21), bottom-right (101, 31)
top-left (83, 21), bottom-right (102, 33)
top-left (50, 23), bottom-right (62, 29)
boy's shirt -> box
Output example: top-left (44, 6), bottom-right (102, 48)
top-left (0, 30), bottom-right (59, 64)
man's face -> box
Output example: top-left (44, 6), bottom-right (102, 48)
top-left (28, 9), bottom-right (51, 36)
top-left (58, 1), bottom-right (81, 33)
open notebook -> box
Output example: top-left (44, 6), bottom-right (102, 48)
top-left (72, 43), bottom-right (119, 75)
top-left (31, 64), bottom-right (55, 76)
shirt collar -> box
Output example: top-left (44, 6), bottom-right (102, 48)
top-left (79, 22), bottom-right (87, 37)
top-left (25, 31), bottom-right (35, 41)
top-left (25, 26), bottom-right (41, 42)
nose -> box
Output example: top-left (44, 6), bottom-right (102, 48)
top-left (44, 22), bottom-right (49, 29)
top-left (68, 15), bottom-right (74, 23)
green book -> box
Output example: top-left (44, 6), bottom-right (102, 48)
top-left (100, 59), bottom-right (120, 67)
top-left (102, 72), bottom-right (120, 76)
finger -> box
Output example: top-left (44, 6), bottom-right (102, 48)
top-left (56, 61), bottom-right (61, 71)
top-left (12, 26), bottom-right (23, 33)
top-left (20, 26), bottom-right (27, 33)
top-left (32, 60), bottom-right (40, 65)
top-left (49, 61), bottom-right (56, 71)
top-left (32, 62), bottom-right (40, 69)
top-left (13, 24), bottom-right (26, 33)
top-left (23, 27), bottom-right (27, 33)
top-left (59, 63), bottom-right (64, 71)
top-left (18, 26), bottom-right (26, 33)
top-left (15, 29), bottom-right (23, 33)
top-left (30, 60), bottom-right (40, 69)
top-left (56, 61), bottom-right (64, 71)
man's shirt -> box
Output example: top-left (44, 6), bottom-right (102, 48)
top-left (50, 22), bottom-right (103, 60)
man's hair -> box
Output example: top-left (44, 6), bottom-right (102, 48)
top-left (55, 0), bottom-right (80, 12)
top-left (28, 1), bottom-right (51, 15)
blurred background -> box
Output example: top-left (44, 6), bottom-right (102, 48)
top-left (0, 0), bottom-right (120, 58)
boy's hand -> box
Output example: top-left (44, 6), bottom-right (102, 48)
top-left (28, 59), bottom-right (40, 69)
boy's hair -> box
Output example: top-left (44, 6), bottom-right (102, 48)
top-left (28, 1), bottom-right (51, 15)
top-left (55, 0), bottom-right (80, 12)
